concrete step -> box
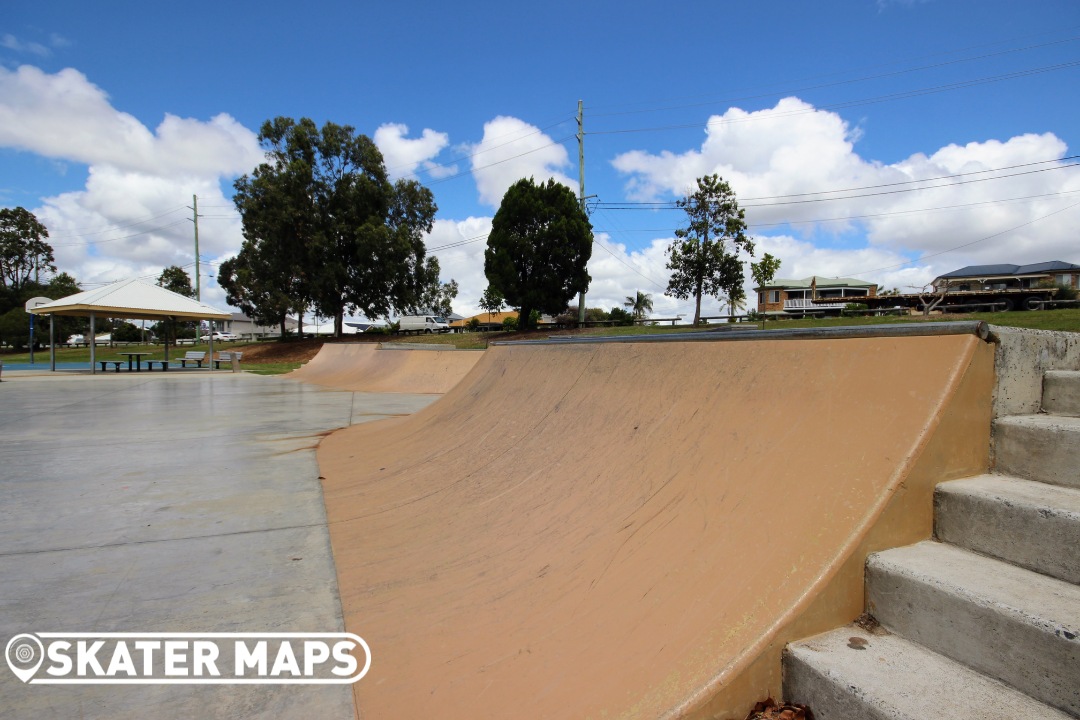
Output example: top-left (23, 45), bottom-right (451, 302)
top-left (784, 625), bottom-right (1072, 720)
top-left (994, 414), bottom-right (1080, 489)
top-left (866, 541), bottom-right (1080, 715)
top-left (935, 474), bottom-right (1080, 585)
top-left (1044, 370), bottom-right (1080, 417)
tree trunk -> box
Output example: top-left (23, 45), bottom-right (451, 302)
top-left (694, 279), bottom-right (703, 325)
top-left (279, 312), bottom-right (287, 341)
top-left (335, 308), bottom-right (344, 338)
top-left (519, 304), bottom-right (532, 331)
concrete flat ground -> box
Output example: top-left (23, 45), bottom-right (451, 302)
top-left (0, 372), bottom-right (437, 719)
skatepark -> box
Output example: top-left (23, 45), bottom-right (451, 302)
top-left (2, 325), bottom-right (1078, 719)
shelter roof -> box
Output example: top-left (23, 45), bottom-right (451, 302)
top-left (29, 278), bottom-right (231, 320)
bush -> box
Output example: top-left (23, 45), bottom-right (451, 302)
top-left (502, 316), bottom-right (518, 331)
top-left (1053, 283), bottom-right (1078, 301)
top-left (467, 318), bottom-right (480, 331)
top-left (608, 307), bottom-right (634, 326)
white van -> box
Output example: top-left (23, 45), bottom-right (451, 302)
top-left (397, 315), bottom-right (450, 334)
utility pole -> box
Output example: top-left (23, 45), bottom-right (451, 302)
top-left (188, 194), bottom-right (202, 342)
top-left (576, 100), bottom-right (587, 327)
top-left (191, 194), bottom-right (201, 301)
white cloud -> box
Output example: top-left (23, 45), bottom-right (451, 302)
top-left (0, 66), bottom-right (262, 177)
top-left (612, 97), bottom-right (1080, 288)
top-left (1, 34), bottom-right (51, 57)
top-left (0, 65), bottom-right (261, 310)
top-left (469, 116), bottom-right (576, 207)
top-left (373, 122), bottom-right (451, 182)
top-left (424, 217), bottom-right (493, 317)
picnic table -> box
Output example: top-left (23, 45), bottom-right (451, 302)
top-left (119, 351), bottom-right (152, 371)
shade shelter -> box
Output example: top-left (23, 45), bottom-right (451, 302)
top-left (29, 278), bottom-right (231, 373)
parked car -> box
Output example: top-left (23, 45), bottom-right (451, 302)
top-left (206, 331), bottom-right (239, 342)
top-left (66, 334), bottom-right (85, 345)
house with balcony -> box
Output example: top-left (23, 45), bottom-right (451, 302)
top-left (755, 276), bottom-right (878, 315)
top-left (932, 261), bottom-right (1080, 292)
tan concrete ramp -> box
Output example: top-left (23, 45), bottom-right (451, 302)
top-left (287, 342), bottom-right (482, 393)
top-left (318, 332), bottom-right (994, 718)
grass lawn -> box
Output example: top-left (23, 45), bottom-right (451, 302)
top-left (5, 310), bottom-right (1076, 375)
top-left (244, 361), bottom-right (303, 375)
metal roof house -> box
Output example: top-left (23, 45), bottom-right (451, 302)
top-left (933, 261), bottom-right (1080, 291)
top-left (755, 276), bottom-right (878, 315)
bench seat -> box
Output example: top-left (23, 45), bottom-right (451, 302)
top-left (174, 351), bottom-right (206, 368)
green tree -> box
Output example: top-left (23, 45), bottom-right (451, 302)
top-left (750, 253), bottom-right (781, 292)
top-left (484, 178), bottom-right (593, 331)
top-left (231, 117), bottom-right (445, 338)
top-left (478, 285), bottom-right (506, 324)
top-left (666, 175), bottom-right (754, 325)
top-left (157, 265), bottom-right (196, 298)
top-left (218, 250), bottom-right (296, 339)
top-left (153, 265), bottom-right (196, 343)
top-left (749, 252), bottom-right (781, 324)
top-left (0, 207), bottom-right (55, 292)
top-left (415, 274), bottom-right (458, 318)
top-left (623, 290), bottom-right (654, 321)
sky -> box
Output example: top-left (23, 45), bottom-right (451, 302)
top-left (2, 0), bottom-right (1079, 321)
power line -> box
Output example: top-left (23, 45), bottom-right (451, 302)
top-left (51, 219), bottom-right (191, 247)
top-left (43, 206), bottom-right (187, 239)
top-left (594, 188), bottom-right (1080, 233)
top-left (592, 160), bottom-right (1080, 211)
top-left (385, 116), bottom-right (576, 180)
top-left (845, 199), bottom-right (1080, 277)
top-left (423, 134), bottom-right (578, 187)
top-left (589, 60), bottom-right (1080, 136)
top-left (586, 34), bottom-right (1080, 118)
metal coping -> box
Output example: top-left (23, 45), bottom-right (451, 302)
top-left (492, 321), bottom-right (994, 346)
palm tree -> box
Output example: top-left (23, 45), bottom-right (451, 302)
top-left (624, 290), bottom-right (654, 321)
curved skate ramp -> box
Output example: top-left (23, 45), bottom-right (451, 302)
top-left (287, 342), bottom-right (482, 394)
top-left (318, 330), bottom-right (994, 718)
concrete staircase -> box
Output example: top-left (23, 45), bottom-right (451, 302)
top-left (784, 370), bottom-right (1080, 719)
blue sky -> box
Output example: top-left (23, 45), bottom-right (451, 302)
top-left (2, 0), bottom-right (1079, 318)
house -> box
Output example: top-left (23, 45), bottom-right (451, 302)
top-left (755, 276), bottom-right (878, 314)
top-left (450, 311), bottom-right (519, 332)
top-left (222, 312), bottom-right (299, 339)
top-left (933, 261), bottom-right (1080, 292)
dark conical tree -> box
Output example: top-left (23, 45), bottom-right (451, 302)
top-left (484, 178), bottom-right (593, 331)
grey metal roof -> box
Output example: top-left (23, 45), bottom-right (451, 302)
top-left (939, 261), bottom-right (1080, 278)
top-left (758, 275), bottom-right (876, 290)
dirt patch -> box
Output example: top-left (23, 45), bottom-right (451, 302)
top-left (744, 698), bottom-right (814, 720)
top-left (237, 339), bottom-right (325, 364)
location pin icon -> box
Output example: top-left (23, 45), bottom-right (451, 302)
top-left (6, 634), bottom-right (44, 683)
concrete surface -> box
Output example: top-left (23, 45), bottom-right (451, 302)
top-left (865, 541), bottom-right (1080, 715)
top-left (1043, 369), bottom-right (1080, 416)
top-left (989, 326), bottom-right (1080, 418)
top-left (994, 414), bottom-right (1080, 488)
top-left (0, 372), bottom-right (436, 719)
top-left (783, 625), bottom-right (1072, 720)
top-left (935, 474), bottom-right (1080, 584)
top-left (317, 333), bottom-right (993, 719)
top-left (287, 343), bottom-right (482, 394)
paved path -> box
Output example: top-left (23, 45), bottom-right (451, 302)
top-left (0, 372), bottom-right (436, 719)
